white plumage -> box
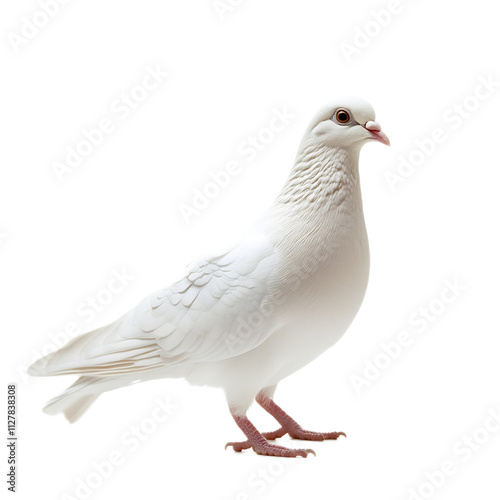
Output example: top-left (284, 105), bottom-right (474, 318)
top-left (29, 97), bottom-right (389, 457)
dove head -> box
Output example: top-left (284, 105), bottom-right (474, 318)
top-left (272, 97), bottom-right (389, 214)
top-left (302, 97), bottom-right (390, 150)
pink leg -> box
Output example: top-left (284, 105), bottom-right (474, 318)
top-left (225, 426), bottom-right (286, 452)
top-left (225, 412), bottom-right (315, 458)
top-left (256, 393), bottom-right (346, 441)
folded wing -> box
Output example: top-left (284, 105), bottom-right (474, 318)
top-left (29, 232), bottom-right (279, 377)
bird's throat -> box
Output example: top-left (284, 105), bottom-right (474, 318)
top-left (273, 144), bottom-right (363, 219)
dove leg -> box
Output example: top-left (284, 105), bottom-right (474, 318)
top-left (225, 410), bottom-right (315, 457)
top-left (225, 426), bottom-right (286, 451)
top-left (256, 392), bottom-right (346, 441)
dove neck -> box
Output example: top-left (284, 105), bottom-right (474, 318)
top-left (271, 144), bottom-right (363, 219)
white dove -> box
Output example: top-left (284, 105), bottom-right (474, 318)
top-left (29, 97), bottom-right (389, 457)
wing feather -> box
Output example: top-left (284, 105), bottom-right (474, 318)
top-left (29, 230), bottom-right (280, 377)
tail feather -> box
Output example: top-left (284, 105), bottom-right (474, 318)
top-left (39, 366), bottom-right (190, 423)
top-left (28, 316), bottom-right (194, 422)
top-left (43, 377), bottom-right (102, 422)
top-left (45, 393), bottom-right (100, 423)
top-left (42, 375), bottom-right (138, 423)
top-left (27, 318), bottom-right (168, 378)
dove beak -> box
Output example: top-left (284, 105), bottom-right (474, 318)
top-left (364, 121), bottom-right (390, 146)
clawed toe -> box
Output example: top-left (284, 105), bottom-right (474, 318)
top-left (227, 399), bottom-right (345, 458)
top-left (225, 440), bottom-right (251, 452)
top-left (253, 443), bottom-right (316, 458)
top-left (322, 431), bottom-right (346, 440)
top-left (288, 429), bottom-right (346, 441)
top-left (225, 439), bottom-right (316, 458)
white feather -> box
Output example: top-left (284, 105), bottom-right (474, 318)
top-left (29, 97), bottom-right (386, 421)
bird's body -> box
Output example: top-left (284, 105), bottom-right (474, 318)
top-left (29, 97), bottom-right (388, 457)
top-left (188, 146), bottom-right (370, 412)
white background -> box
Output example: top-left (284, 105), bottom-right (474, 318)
top-left (1, 1), bottom-right (499, 499)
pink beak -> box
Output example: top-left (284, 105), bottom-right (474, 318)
top-left (364, 121), bottom-right (390, 146)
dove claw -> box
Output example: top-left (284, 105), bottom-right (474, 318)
top-left (253, 444), bottom-right (316, 458)
top-left (286, 428), bottom-right (346, 441)
top-left (225, 427), bottom-right (288, 453)
top-left (225, 439), bottom-right (316, 458)
top-left (321, 431), bottom-right (347, 440)
top-left (225, 440), bottom-right (251, 452)
top-left (228, 402), bottom-right (344, 458)
top-left (254, 393), bottom-right (346, 444)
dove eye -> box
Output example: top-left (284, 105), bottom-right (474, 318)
top-left (335, 109), bottom-right (351, 124)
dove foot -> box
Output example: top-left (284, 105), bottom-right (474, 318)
top-left (226, 414), bottom-right (315, 457)
top-left (256, 392), bottom-right (346, 442)
top-left (225, 427), bottom-right (287, 451)
top-left (287, 429), bottom-right (346, 441)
